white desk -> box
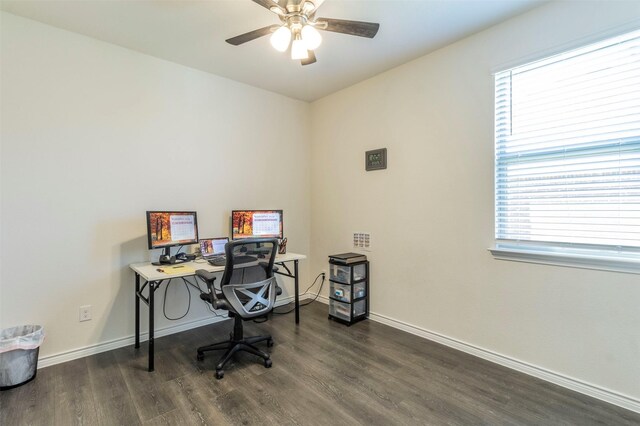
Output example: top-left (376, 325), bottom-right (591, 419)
top-left (130, 252), bottom-right (306, 372)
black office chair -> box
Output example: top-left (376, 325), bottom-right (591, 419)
top-left (195, 238), bottom-right (279, 379)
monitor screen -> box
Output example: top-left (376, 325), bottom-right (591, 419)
top-left (146, 211), bottom-right (199, 250)
top-left (232, 210), bottom-right (283, 240)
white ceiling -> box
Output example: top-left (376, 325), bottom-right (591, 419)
top-left (0, 0), bottom-right (545, 102)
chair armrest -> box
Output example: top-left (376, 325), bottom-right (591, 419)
top-left (196, 269), bottom-right (218, 296)
top-left (196, 269), bottom-right (217, 283)
top-left (196, 269), bottom-right (226, 309)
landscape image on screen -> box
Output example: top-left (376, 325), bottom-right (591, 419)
top-left (149, 212), bottom-right (197, 247)
top-left (232, 210), bottom-right (282, 239)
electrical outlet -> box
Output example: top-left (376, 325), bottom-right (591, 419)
top-left (79, 305), bottom-right (92, 322)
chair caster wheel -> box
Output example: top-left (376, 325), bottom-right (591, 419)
top-left (267, 338), bottom-right (274, 347)
top-left (197, 352), bottom-right (204, 361)
top-left (215, 370), bottom-right (224, 380)
top-left (264, 359), bottom-right (272, 368)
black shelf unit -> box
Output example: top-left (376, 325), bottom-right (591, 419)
top-left (328, 260), bottom-right (369, 326)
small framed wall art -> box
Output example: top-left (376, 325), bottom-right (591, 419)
top-left (365, 148), bottom-right (387, 171)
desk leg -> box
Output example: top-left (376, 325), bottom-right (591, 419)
top-left (148, 282), bottom-right (155, 372)
top-left (294, 260), bottom-right (299, 324)
top-left (135, 273), bottom-right (140, 349)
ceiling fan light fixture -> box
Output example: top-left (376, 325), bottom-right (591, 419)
top-left (301, 25), bottom-right (322, 50)
top-left (291, 37), bottom-right (309, 60)
top-left (270, 26), bottom-right (291, 52)
top-left (226, 0), bottom-right (380, 66)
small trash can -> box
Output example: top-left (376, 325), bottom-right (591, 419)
top-left (0, 325), bottom-right (45, 390)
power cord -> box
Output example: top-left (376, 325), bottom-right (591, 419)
top-left (162, 276), bottom-right (228, 320)
top-left (163, 270), bottom-right (323, 321)
top-left (162, 278), bottom-right (191, 320)
top-left (272, 272), bottom-right (325, 315)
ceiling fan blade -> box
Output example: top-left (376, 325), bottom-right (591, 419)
top-left (301, 50), bottom-right (317, 66)
top-left (226, 25), bottom-right (279, 46)
top-left (252, 0), bottom-right (285, 14)
top-left (316, 18), bottom-right (380, 38)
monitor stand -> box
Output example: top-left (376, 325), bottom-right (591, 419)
top-left (152, 247), bottom-right (186, 265)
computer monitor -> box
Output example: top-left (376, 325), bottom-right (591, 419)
top-left (232, 210), bottom-right (283, 240)
top-left (146, 211), bottom-right (199, 256)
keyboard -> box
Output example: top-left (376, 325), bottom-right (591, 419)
top-left (234, 255), bottom-right (256, 264)
top-left (207, 255), bottom-right (255, 266)
top-left (207, 257), bottom-right (226, 266)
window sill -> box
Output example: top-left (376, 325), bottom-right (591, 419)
top-left (488, 246), bottom-right (640, 275)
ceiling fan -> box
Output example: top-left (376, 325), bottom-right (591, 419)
top-left (226, 0), bottom-right (380, 65)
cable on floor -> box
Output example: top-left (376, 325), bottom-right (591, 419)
top-left (162, 278), bottom-right (191, 320)
top-left (272, 272), bottom-right (325, 315)
top-left (162, 276), bottom-right (228, 320)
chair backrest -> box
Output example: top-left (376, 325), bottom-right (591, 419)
top-left (220, 238), bottom-right (279, 318)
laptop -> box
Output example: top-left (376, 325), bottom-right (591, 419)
top-left (199, 237), bottom-right (229, 265)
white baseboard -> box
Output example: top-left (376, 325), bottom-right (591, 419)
top-left (314, 295), bottom-right (638, 413)
top-left (315, 295), bottom-right (329, 304)
top-left (38, 315), bottom-right (225, 369)
top-left (38, 296), bottom-right (300, 369)
top-left (367, 311), bottom-right (640, 414)
top-left (38, 294), bottom-right (639, 414)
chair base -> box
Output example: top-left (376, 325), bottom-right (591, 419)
top-left (197, 316), bottom-right (273, 379)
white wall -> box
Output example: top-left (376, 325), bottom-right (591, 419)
top-left (310, 1), bottom-right (640, 403)
top-left (0, 12), bottom-right (311, 358)
top-left (3, 0), bottom-right (640, 410)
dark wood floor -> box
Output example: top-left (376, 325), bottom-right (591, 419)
top-left (1, 302), bottom-right (638, 425)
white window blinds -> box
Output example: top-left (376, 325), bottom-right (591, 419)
top-left (495, 30), bottom-right (640, 250)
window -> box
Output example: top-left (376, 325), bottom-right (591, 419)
top-left (493, 29), bottom-right (640, 270)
